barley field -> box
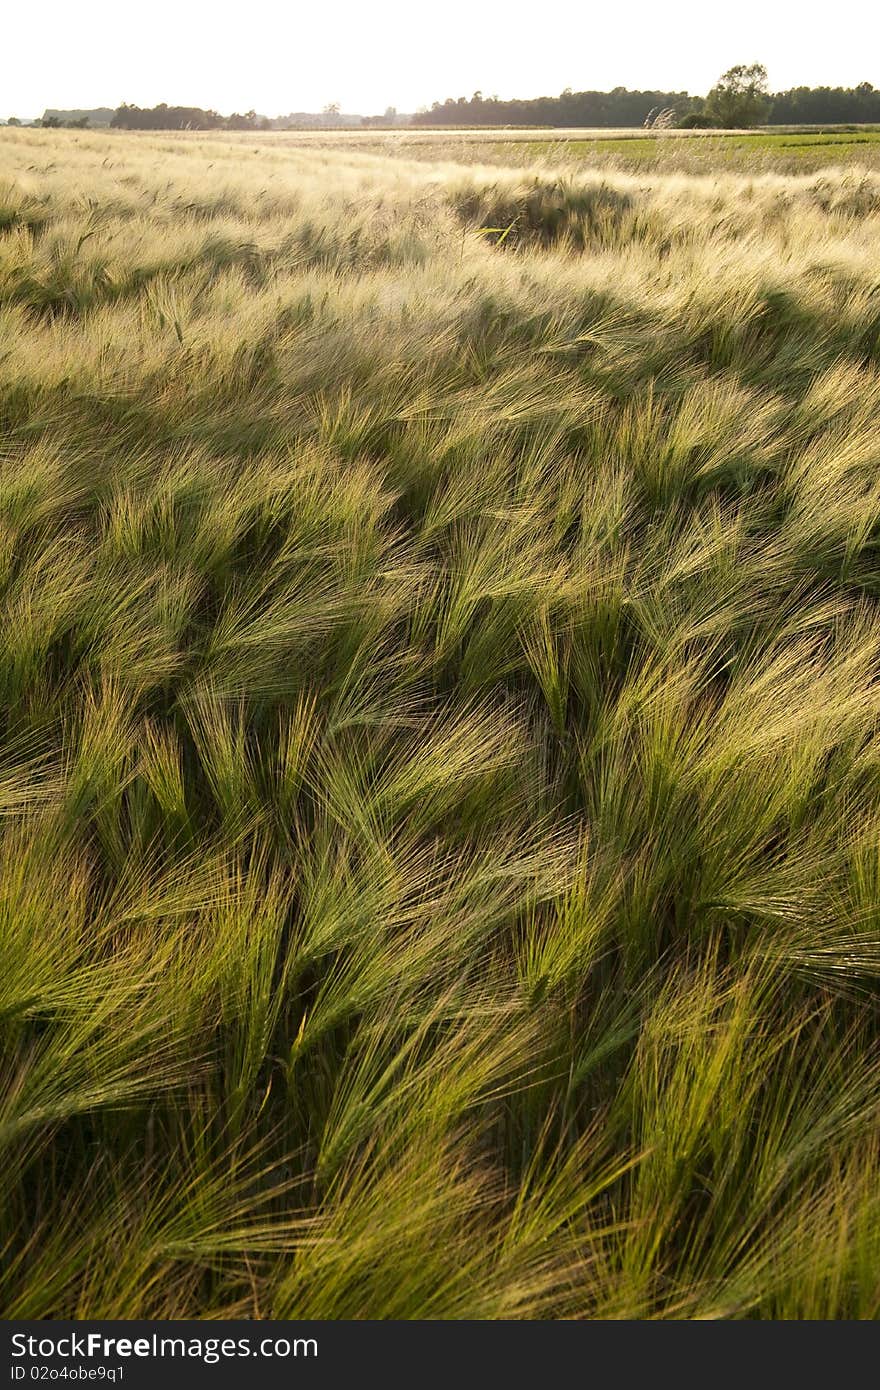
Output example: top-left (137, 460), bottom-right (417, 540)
top-left (2, 128), bottom-right (880, 1319)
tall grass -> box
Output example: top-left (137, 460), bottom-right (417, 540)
top-left (1, 127), bottom-right (879, 1318)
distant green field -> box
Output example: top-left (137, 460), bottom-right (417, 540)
top-left (256, 124), bottom-right (880, 174)
top-left (518, 129), bottom-right (880, 171)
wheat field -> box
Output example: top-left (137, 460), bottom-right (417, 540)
top-left (2, 127), bottom-right (880, 1319)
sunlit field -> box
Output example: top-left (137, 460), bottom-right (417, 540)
top-left (2, 127), bottom-right (880, 1319)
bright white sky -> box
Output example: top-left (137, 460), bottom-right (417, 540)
top-left (5, 0), bottom-right (879, 119)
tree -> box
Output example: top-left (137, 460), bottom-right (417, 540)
top-left (226, 109), bottom-right (257, 130)
top-left (6, 116), bottom-right (21, 126)
top-left (679, 111), bottom-right (717, 129)
top-left (705, 63), bottom-right (769, 128)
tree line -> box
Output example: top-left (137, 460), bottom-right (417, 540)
top-left (107, 104), bottom-right (365, 131)
top-left (110, 103), bottom-right (271, 131)
top-left (413, 67), bottom-right (880, 129)
top-left (8, 67), bottom-right (880, 134)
